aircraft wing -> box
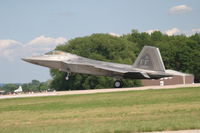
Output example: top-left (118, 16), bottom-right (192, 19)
top-left (62, 61), bottom-right (150, 79)
top-left (92, 64), bottom-right (150, 79)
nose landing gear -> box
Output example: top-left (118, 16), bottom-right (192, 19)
top-left (65, 72), bottom-right (71, 80)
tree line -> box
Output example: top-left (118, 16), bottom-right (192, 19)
top-left (1, 30), bottom-right (199, 92)
top-left (50, 30), bottom-right (200, 90)
top-left (0, 80), bottom-right (51, 94)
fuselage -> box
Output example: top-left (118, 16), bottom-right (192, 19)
top-left (22, 51), bottom-right (171, 79)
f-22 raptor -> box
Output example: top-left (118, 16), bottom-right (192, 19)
top-left (22, 46), bottom-right (172, 88)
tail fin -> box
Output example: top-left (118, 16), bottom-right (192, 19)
top-left (133, 46), bottom-right (165, 72)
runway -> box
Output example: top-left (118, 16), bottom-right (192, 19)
top-left (145, 129), bottom-right (200, 133)
top-left (1, 83), bottom-right (200, 99)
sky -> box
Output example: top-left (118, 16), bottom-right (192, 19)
top-left (0, 0), bottom-right (200, 83)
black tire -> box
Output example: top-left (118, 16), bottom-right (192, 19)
top-left (114, 80), bottom-right (123, 88)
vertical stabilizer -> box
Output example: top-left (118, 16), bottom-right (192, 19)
top-left (133, 46), bottom-right (165, 72)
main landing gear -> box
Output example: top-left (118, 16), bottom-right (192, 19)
top-left (65, 72), bottom-right (124, 88)
top-left (114, 80), bottom-right (123, 88)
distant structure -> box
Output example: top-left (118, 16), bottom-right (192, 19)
top-left (14, 86), bottom-right (23, 93)
top-left (141, 70), bottom-right (194, 86)
top-left (0, 89), bottom-right (5, 95)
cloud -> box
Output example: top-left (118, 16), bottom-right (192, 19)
top-left (145, 29), bottom-right (159, 34)
top-left (164, 28), bottom-right (200, 36)
top-left (146, 28), bottom-right (200, 36)
top-left (0, 36), bottom-right (67, 60)
top-left (0, 40), bottom-right (21, 49)
top-left (165, 28), bottom-right (180, 36)
top-left (169, 5), bottom-right (192, 14)
top-left (0, 40), bottom-right (22, 60)
top-left (145, 28), bottom-right (180, 36)
top-left (108, 32), bottom-right (121, 37)
top-left (25, 36), bottom-right (67, 55)
top-left (191, 28), bottom-right (200, 33)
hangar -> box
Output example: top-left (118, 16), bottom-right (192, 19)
top-left (0, 89), bottom-right (5, 95)
top-left (141, 70), bottom-right (194, 86)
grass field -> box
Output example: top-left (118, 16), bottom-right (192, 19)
top-left (0, 87), bottom-right (200, 133)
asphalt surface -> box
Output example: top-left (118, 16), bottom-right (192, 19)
top-left (144, 129), bottom-right (200, 133)
top-left (1, 83), bottom-right (200, 99)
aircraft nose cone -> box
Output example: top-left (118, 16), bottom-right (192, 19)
top-left (22, 57), bottom-right (40, 65)
top-left (22, 57), bottom-right (32, 62)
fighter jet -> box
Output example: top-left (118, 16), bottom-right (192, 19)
top-left (22, 46), bottom-right (172, 88)
top-left (14, 86), bottom-right (23, 93)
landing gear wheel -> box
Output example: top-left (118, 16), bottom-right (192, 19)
top-left (114, 80), bottom-right (123, 88)
top-left (65, 76), bottom-right (69, 80)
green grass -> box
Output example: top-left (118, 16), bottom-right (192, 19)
top-left (0, 87), bottom-right (200, 133)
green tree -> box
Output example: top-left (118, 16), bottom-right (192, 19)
top-left (123, 30), bottom-right (200, 82)
top-left (3, 84), bottom-right (18, 93)
top-left (50, 33), bottom-right (141, 90)
top-left (39, 82), bottom-right (48, 92)
top-left (50, 31), bottom-right (200, 90)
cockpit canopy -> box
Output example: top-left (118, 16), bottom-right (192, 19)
top-left (45, 50), bottom-right (67, 55)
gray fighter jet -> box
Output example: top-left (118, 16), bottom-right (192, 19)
top-left (22, 46), bottom-right (172, 88)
